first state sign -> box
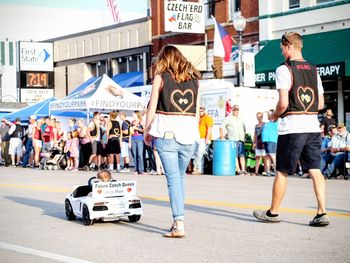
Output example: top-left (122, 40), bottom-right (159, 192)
top-left (164, 0), bottom-right (205, 34)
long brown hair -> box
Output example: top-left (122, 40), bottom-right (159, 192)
top-left (154, 45), bottom-right (201, 83)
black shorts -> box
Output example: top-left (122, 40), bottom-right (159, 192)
top-left (107, 137), bottom-right (121, 154)
top-left (91, 141), bottom-right (102, 155)
top-left (276, 133), bottom-right (321, 175)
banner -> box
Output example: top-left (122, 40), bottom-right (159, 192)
top-left (243, 52), bottom-right (255, 87)
top-left (92, 181), bottom-right (137, 198)
top-left (19, 42), bottom-right (53, 71)
top-left (164, 0), bottom-right (205, 33)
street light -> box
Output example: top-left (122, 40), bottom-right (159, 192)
top-left (233, 11), bottom-right (246, 87)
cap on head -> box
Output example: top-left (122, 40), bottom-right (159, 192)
top-left (15, 117), bottom-right (21, 122)
top-left (337, 122), bottom-right (345, 129)
top-left (30, 115), bottom-right (37, 120)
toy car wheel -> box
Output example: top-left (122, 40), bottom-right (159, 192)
top-left (53, 165), bottom-right (59, 171)
top-left (65, 199), bottom-right (76, 221)
top-left (82, 204), bottom-right (94, 226)
top-left (128, 215), bottom-right (141, 222)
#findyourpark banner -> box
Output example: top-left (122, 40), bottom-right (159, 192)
top-left (164, 0), bottom-right (205, 33)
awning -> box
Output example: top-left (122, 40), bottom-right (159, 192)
top-left (112, 71), bottom-right (144, 87)
top-left (255, 28), bottom-right (350, 85)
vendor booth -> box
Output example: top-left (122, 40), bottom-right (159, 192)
top-left (49, 74), bottom-right (145, 117)
top-left (4, 97), bottom-right (57, 122)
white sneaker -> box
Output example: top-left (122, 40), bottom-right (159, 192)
top-left (120, 167), bottom-right (130, 173)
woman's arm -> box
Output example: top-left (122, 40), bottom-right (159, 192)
top-left (144, 74), bottom-right (162, 146)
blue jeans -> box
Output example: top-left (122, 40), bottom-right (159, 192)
top-left (323, 153), bottom-right (346, 177)
top-left (131, 138), bottom-right (144, 173)
top-left (22, 138), bottom-right (33, 166)
top-left (155, 138), bottom-right (195, 221)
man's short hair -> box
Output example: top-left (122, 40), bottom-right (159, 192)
top-left (281, 32), bottom-right (303, 50)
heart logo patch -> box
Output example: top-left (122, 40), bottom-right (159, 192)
top-left (127, 188), bottom-right (132, 192)
top-left (297, 86), bottom-right (315, 112)
top-left (170, 89), bottom-right (194, 113)
top-left (97, 189), bottom-right (102, 194)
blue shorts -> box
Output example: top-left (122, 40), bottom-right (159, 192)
top-left (236, 141), bottom-right (245, 157)
top-left (264, 142), bottom-right (277, 155)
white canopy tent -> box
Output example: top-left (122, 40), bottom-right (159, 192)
top-left (49, 74), bottom-right (145, 118)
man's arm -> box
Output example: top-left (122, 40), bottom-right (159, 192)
top-left (272, 89), bottom-right (289, 122)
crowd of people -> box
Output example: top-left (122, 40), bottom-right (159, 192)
top-left (0, 105), bottom-right (348, 179)
top-left (0, 110), bottom-right (165, 175)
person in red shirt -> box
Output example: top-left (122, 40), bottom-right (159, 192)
top-left (41, 117), bottom-right (54, 167)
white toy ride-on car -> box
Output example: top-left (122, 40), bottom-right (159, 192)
top-left (65, 179), bottom-right (143, 225)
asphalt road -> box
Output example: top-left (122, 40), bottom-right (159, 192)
top-left (0, 167), bottom-right (349, 263)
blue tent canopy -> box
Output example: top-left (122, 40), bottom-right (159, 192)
top-left (68, 77), bottom-right (99, 96)
top-left (112, 71), bottom-right (144, 87)
top-left (67, 72), bottom-right (144, 97)
top-left (4, 97), bottom-right (57, 122)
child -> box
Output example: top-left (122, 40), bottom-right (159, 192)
top-left (64, 132), bottom-right (72, 170)
top-left (69, 130), bottom-right (80, 171)
top-left (97, 170), bottom-right (112, 182)
top-left (88, 170), bottom-right (113, 188)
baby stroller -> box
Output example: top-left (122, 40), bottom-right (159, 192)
top-left (42, 148), bottom-right (67, 170)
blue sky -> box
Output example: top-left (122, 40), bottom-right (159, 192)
top-left (0, 0), bottom-right (148, 40)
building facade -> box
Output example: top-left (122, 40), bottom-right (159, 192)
top-left (51, 17), bottom-right (152, 98)
top-left (255, 0), bottom-right (350, 124)
top-left (150, 0), bottom-right (259, 82)
top-left (0, 38), bottom-right (17, 102)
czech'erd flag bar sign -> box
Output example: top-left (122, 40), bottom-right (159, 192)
top-left (213, 16), bottom-right (233, 62)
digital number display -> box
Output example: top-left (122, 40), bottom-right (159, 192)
top-left (26, 73), bottom-right (48, 87)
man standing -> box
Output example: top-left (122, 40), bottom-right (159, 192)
top-left (87, 112), bottom-right (102, 171)
top-left (106, 111), bottom-right (122, 172)
top-left (193, 106), bottom-right (213, 175)
top-left (120, 112), bottom-right (131, 172)
top-left (22, 115), bottom-right (36, 167)
top-left (8, 117), bottom-right (23, 166)
top-left (321, 108), bottom-right (336, 134)
top-left (220, 104), bottom-right (247, 175)
top-left (1, 118), bottom-right (11, 166)
top-left (253, 32), bottom-right (328, 226)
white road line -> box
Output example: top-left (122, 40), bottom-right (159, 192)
top-left (0, 241), bottom-right (95, 263)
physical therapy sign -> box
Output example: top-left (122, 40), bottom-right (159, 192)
top-left (164, 0), bottom-right (205, 33)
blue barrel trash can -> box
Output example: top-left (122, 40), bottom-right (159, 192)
top-left (213, 140), bottom-right (236, 176)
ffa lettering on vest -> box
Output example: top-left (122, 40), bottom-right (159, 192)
top-left (156, 72), bottom-right (198, 116)
top-left (281, 60), bottom-right (319, 118)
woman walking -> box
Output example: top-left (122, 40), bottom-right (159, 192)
top-left (144, 45), bottom-right (200, 238)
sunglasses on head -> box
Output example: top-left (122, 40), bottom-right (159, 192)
top-left (281, 33), bottom-right (292, 46)
top-left (233, 108), bottom-right (239, 111)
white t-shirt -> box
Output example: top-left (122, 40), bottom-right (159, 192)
top-left (149, 114), bottom-right (199, 145)
top-left (276, 64), bottom-right (324, 135)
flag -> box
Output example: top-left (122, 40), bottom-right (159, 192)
top-left (107, 0), bottom-right (121, 23)
top-left (213, 17), bottom-right (233, 62)
top-left (231, 45), bottom-right (239, 62)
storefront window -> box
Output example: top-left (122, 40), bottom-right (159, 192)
top-left (289, 0), bottom-right (300, 9)
top-left (317, 0), bottom-right (335, 4)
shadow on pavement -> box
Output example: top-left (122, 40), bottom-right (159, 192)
top-left (5, 196), bottom-right (67, 221)
top-left (142, 198), bottom-right (309, 227)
